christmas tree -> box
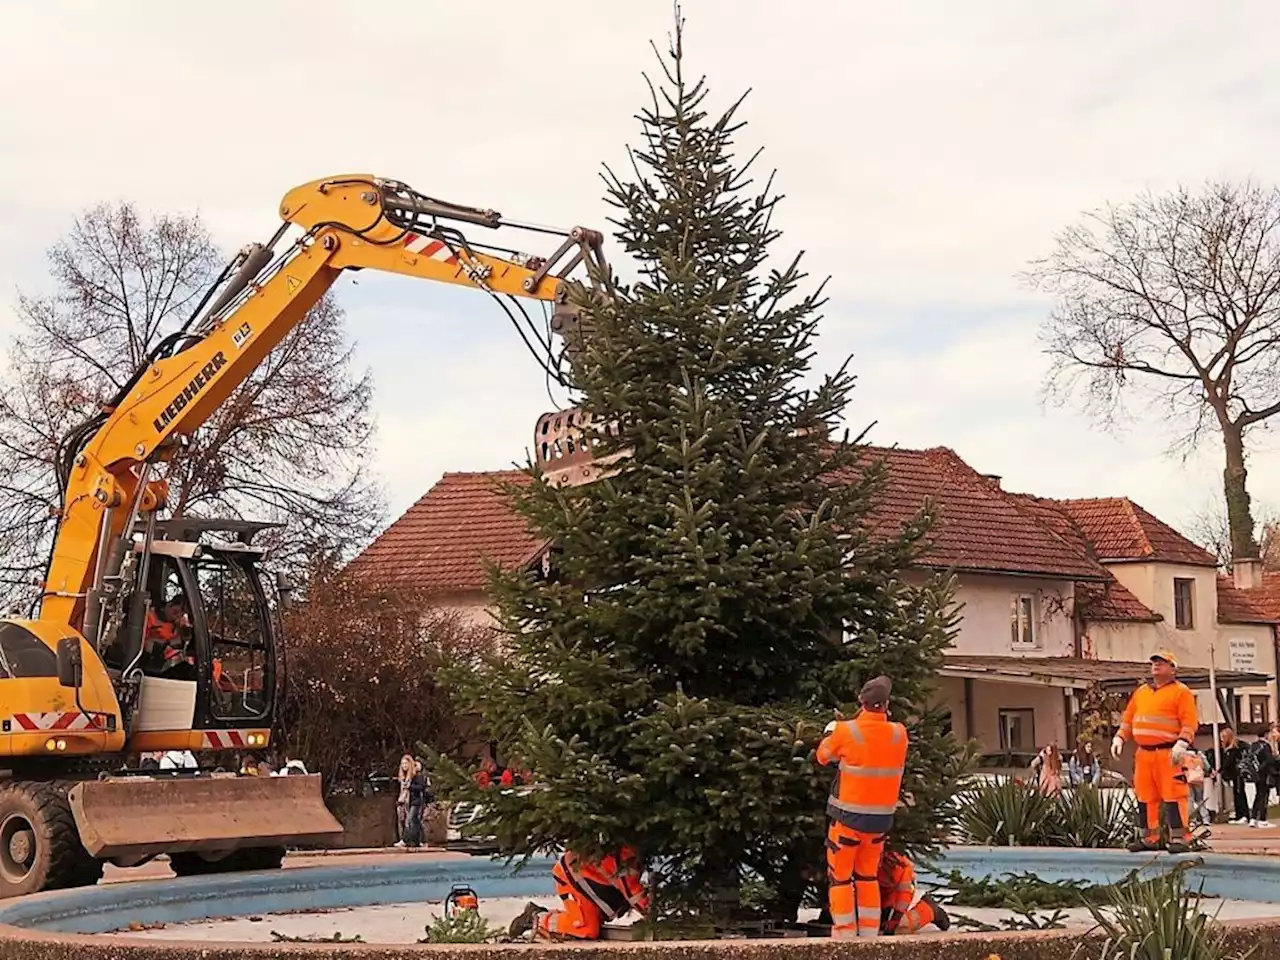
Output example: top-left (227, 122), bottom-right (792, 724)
top-left (436, 10), bottom-right (965, 924)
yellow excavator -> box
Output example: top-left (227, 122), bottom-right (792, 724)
top-left (0, 174), bottom-right (610, 898)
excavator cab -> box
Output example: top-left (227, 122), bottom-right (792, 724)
top-left (98, 519), bottom-right (277, 739)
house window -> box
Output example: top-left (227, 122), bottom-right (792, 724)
top-left (999, 708), bottom-right (1036, 751)
top-left (1010, 594), bottom-right (1037, 647)
top-left (1250, 695), bottom-right (1271, 726)
top-left (1173, 578), bottom-right (1195, 630)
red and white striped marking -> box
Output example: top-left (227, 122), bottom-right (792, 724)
top-left (403, 232), bottom-right (459, 265)
top-left (201, 730), bottom-right (265, 750)
top-left (7, 711), bottom-right (99, 732)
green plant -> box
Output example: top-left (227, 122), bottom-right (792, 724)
top-left (954, 779), bottom-right (1135, 848)
top-left (954, 778), bottom-right (1059, 846)
top-left (1075, 864), bottom-right (1254, 960)
top-left (1054, 784), bottom-right (1137, 848)
top-left (420, 909), bottom-right (504, 944)
top-left (941, 870), bottom-right (1116, 910)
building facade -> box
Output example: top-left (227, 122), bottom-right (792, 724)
top-left (348, 447), bottom-right (1280, 758)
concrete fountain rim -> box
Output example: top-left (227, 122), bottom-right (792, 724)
top-left (4, 846), bottom-right (1280, 958)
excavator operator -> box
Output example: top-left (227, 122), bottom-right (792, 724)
top-left (1111, 650), bottom-right (1199, 853)
top-left (508, 846), bottom-right (649, 941)
top-left (876, 851), bottom-right (948, 935)
top-left (144, 595), bottom-right (195, 677)
top-left (816, 675), bottom-right (909, 940)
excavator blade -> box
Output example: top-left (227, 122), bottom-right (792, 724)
top-left (66, 774), bottom-right (342, 861)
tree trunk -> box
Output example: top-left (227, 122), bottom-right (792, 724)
top-left (1223, 422), bottom-right (1260, 561)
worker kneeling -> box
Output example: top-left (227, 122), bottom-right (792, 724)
top-left (877, 851), bottom-right (949, 935)
top-left (817, 675), bottom-right (909, 939)
top-left (508, 847), bottom-right (648, 941)
top-left (1111, 650), bottom-right (1199, 854)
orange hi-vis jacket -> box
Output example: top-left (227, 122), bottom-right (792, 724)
top-left (877, 853), bottom-right (916, 914)
top-left (817, 709), bottom-right (908, 834)
top-left (558, 847), bottom-right (649, 921)
top-left (1119, 679), bottom-right (1198, 747)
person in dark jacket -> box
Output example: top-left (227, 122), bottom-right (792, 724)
top-left (1218, 727), bottom-right (1250, 824)
top-left (1249, 736), bottom-right (1276, 827)
top-left (404, 759), bottom-right (431, 847)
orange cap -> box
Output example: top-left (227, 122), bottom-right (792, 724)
top-left (1150, 651), bottom-right (1179, 669)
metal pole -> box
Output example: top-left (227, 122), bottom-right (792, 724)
top-left (1210, 641), bottom-right (1224, 816)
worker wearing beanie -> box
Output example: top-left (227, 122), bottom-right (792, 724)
top-left (877, 851), bottom-right (949, 935)
top-left (1112, 651), bottom-right (1199, 853)
top-left (816, 675), bottom-right (908, 939)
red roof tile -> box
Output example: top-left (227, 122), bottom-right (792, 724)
top-left (1075, 579), bottom-right (1162, 622)
top-left (1005, 493), bottom-right (1161, 623)
top-left (1050, 497), bottom-right (1218, 567)
top-left (852, 447), bottom-right (1110, 581)
top-left (1221, 572), bottom-right (1280, 624)
top-left (353, 445), bottom-right (1113, 593)
top-left (347, 471), bottom-right (546, 593)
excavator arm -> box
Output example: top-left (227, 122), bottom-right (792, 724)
top-left (40, 174), bottom-right (608, 631)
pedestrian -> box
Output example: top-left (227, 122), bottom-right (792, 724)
top-left (1182, 748), bottom-right (1207, 827)
top-left (404, 758), bottom-right (429, 848)
top-left (1030, 743), bottom-right (1063, 795)
top-left (1247, 735), bottom-right (1276, 828)
top-left (1111, 651), bottom-right (1198, 853)
top-left (816, 675), bottom-right (909, 939)
top-left (394, 754), bottom-right (413, 848)
top-left (1068, 741), bottom-right (1101, 788)
top-left (1220, 727), bottom-right (1250, 824)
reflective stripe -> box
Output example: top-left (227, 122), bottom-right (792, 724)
top-left (1134, 713), bottom-right (1178, 728)
top-left (831, 912), bottom-right (855, 925)
top-left (832, 927), bottom-right (859, 939)
top-left (839, 763), bottom-right (904, 778)
top-left (829, 797), bottom-right (898, 816)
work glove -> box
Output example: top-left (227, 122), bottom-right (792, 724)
top-left (1171, 739), bottom-right (1190, 763)
top-left (1110, 735), bottom-right (1124, 759)
top-left (823, 720), bottom-right (837, 735)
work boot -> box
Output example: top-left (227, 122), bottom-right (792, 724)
top-left (1127, 839), bottom-right (1158, 853)
top-left (1166, 839), bottom-right (1190, 855)
top-left (508, 901), bottom-right (545, 940)
top-left (923, 895), bottom-right (949, 932)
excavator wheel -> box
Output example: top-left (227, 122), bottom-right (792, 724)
top-left (170, 845), bottom-right (286, 878)
top-left (0, 781), bottom-right (103, 899)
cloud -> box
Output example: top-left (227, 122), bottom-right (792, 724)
top-left (4, 1), bottom-right (1280, 545)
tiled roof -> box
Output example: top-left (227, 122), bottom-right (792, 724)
top-left (943, 654), bottom-right (1273, 691)
top-left (852, 447), bottom-right (1110, 581)
top-left (346, 470), bottom-right (546, 593)
top-left (1050, 497), bottom-right (1219, 567)
top-left (1006, 493), bottom-right (1160, 623)
top-left (1220, 573), bottom-right (1280, 624)
top-left (1074, 580), bottom-right (1162, 622)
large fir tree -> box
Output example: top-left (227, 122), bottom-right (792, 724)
top-left (437, 14), bottom-right (965, 923)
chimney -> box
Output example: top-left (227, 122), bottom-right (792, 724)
top-left (982, 474), bottom-right (1002, 489)
top-left (1234, 557), bottom-right (1264, 590)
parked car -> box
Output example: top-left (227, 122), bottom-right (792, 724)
top-left (444, 785), bottom-right (538, 853)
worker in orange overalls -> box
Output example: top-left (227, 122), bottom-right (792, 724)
top-left (1112, 650), bottom-right (1199, 853)
top-left (876, 851), bottom-right (949, 935)
top-left (816, 675), bottom-right (909, 940)
top-left (507, 846), bottom-right (649, 941)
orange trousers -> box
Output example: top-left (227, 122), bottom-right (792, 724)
top-left (1133, 746), bottom-right (1189, 845)
top-left (827, 822), bottom-right (884, 939)
top-left (535, 868), bottom-right (602, 940)
top-left (880, 883), bottom-right (937, 935)
top-left (887, 897), bottom-right (937, 935)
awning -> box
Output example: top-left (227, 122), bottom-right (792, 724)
top-left (941, 655), bottom-right (1273, 693)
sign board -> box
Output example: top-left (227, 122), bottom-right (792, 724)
top-left (1229, 637), bottom-right (1258, 673)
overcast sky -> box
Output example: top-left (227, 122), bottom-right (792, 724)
top-left (4, 1), bottom-right (1280, 544)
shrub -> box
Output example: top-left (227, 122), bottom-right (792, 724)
top-left (278, 565), bottom-right (496, 789)
top-left (1076, 863), bottom-right (1256, 960)
top-left (954, 779), bottom-right (1135, 848)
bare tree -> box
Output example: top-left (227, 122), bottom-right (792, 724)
top-left (1027, 181), bottom-right (1280, 563)
top-left (1185, 497), bottom-right (1278, 571)
top-left (0, 202), bottom-right (382, 607)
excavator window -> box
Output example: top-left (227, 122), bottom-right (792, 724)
top-left (191, 553), bottom-right (270, 722)
top-left (0, 623), bottom-right (58, 679)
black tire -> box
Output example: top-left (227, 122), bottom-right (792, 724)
top-left (0, 781), bottom-right (103, 899)
top-left (170, 845), bottom-right (286, 877)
